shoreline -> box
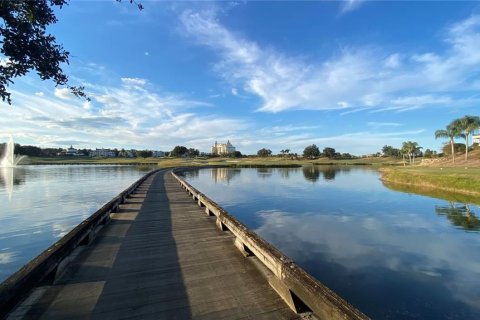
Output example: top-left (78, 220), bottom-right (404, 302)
top-left (379, 167), bottom-right (480, 201)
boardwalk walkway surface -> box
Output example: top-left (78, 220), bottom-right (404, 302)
top-left (12, 171), bottom-right (300, 320)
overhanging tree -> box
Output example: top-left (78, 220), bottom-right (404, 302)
top-left (0, 0), bottom-right (141, 104)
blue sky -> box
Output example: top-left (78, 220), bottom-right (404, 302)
top-left (1, 0), bottom-right (480, 155)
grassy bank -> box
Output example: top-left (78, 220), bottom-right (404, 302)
top-left (23, 156), bottom-right (401, 167)
top-left (380, 167), bottom-right (480, 198)
top-left (382, 180), bottom-right (480, 205)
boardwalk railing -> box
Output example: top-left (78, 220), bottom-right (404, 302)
top-left (172, 168), bottom-right (369, 320)
top-left (0, 168), bottom-right (163, 318)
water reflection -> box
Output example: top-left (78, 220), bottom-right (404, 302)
top-left (382, 180), bottom-right (480, 206)
top-left (0, 167), bottom-right (26, 200)
top-left (254, 209), bottom-right (480, 319)
top-left (184, 167), bottom-right (480, 319)
top-left (211, 167), bottom-right (240, 183)
top-left (257, 167), bottom-right (273, 179)
top-left (302, 166), bottom-right (321, 182)
top-left (279, 168), bottom-right (292, 179)
top-left (0, 165), bottom-right (154, 282)
top-left (301, 166), bottom-right (349, 182)
top-left (436, 202), bottom-right (480, 231)
top-left (323, 167), bottom-right (336, 181)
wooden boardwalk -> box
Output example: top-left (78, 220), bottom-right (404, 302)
top-left (12, 171), bottom-right (300, 319)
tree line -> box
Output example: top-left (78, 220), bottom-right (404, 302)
top-left (255, 145), bottom-right (356, 160)
top-left (0, 143), bottom-right (160, 158)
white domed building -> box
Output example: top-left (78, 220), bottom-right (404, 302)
top-left (211, 141), bottom-right (236, 155)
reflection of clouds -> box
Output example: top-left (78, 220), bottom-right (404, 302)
top-left (52, 223), bottom-right (74, 238)
top-left (254, 209), bottom-right (480, 317)
top-left (0, 251), bottom-right (17, 264)
top-left (0, 165), bottom-right (151, 282)
top-left (185, 167), bottom-right (480, 318)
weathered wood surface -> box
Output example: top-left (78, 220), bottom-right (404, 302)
top-left (10, 171), bottom-right (300, 319)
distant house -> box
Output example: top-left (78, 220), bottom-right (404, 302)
top-left (89, 148), bottom-right (116, 158)
top-left (152, 151), bottom-right (166, 158)
top-left (65, 145), bottom-right (78, 156)
top-left (211, 141), bottom-right (236, 155)
top-left (473, 135), bottom-right (480, 144)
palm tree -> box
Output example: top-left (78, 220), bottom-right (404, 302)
top-left (434, 124), bottom-right (463, 164)
top-left (401, 141), bottom-right (422, 165)
top-left (451, 115), bottom-right (480, 160)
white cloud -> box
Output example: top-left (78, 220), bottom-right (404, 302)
top-left (0, 57), bottom-right (11, 67)
top-left (367, 122), bottom-right (403, 127)
top-left (120, 77), bottom-right (147, 86)
top-left (231, 88), bottom-right (238, 96)
top-left (35, 92), bottom-right (44, 97)
top-left (180, 11), bottom-right (480, 114)
top-left (339, 0), bottom-right (367, 14)
top-left (54, 87), bottom-right (74, 100)
top-left (82, 101), bottom-right (92, 110)
top-left (0, 75), bottom-right (244, 152)
top-left (384, 53), bottom-right (401, 69)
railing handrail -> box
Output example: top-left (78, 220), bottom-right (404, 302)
top-left (172, 167), bottom-right (369, 320)
top-left (0, 168), bottom-right (164, 318)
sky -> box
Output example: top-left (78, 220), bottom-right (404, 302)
top-left (1, 0), bottom-right (480, 155)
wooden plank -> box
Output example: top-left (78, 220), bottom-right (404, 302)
top-left (12, 171), bottom-right (300, 320)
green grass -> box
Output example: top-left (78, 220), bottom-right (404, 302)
top-left (380, 167), bottom-right (480, 198)
top-left (382, 180), bottom-right (480, 206)
top-left (24, 156), bottom-right (402, 167)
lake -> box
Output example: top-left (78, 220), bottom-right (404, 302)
top-left (0, 165), bottom-right (154, 282)
top-left (181, 166), bottom-right (480, 320)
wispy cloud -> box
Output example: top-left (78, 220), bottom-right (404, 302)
top-left (339, 0), bottom-right (367, 14)
top-left (0, 74), bottom-right (245, 151)
top-left (367, 122), bottom-right (403, 127)
top-left (54, 88), bottom-right (74, 100)
top-left (180, 10), bottom-right (480, 114)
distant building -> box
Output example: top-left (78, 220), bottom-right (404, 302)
top-left (89, 148), bottom-right (116, 158)
top-left (473, 135), bottom-right (480, 144)
top-left (152, 151), bottom-right (166, 158)
top-left (65, 145), bottom-right (78, 156)
top-left (211, 141), bottom-right (235, 155)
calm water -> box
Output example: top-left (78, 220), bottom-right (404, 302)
top-left (0, 165), bottom-right (153, 282)
top-left (182, 167), bottom-right (480, 320)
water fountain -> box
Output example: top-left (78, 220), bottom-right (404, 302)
top-left (1, 136), bottom-right (26, 200)
top-left (1, 135), bottom-right (26, 167)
